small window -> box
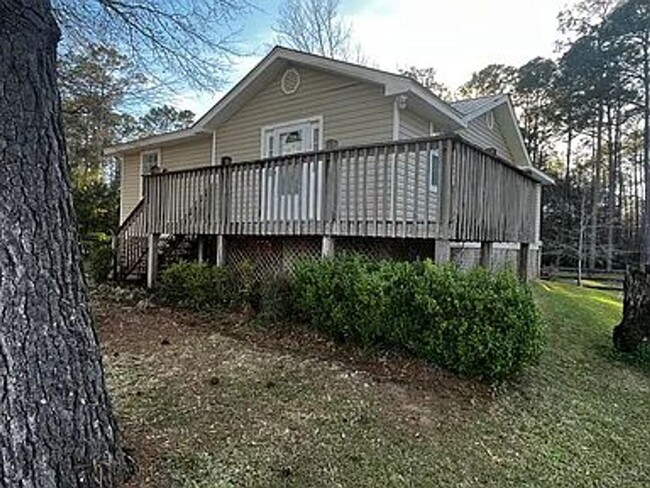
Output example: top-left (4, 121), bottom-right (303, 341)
top-left (141, 150), bottom-right (160, 174)
top-left (486, 111), bottom-right (495, 130)
top-left (140, 149), bottom-right (160, 197)
top-left (429, 149), bottom-right (441, 190)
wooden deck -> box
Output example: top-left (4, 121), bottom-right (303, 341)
top-left (115, 134), bottom-right (542, 281)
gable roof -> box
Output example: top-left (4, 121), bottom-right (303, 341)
top-left (451, 93), bottom-right (538, 171)
top-left (450, 94), bottom-right (505, 118)
top-left (193, 46), bottom-right (467, 132)
top-left (106, 46), bottom-right (468, 155)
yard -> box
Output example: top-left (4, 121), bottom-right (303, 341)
top-left (96, 282), bottom-right (650, 487)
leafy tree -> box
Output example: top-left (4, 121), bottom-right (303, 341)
top-left (399, 66), bottom-right (452, 100)
top-left (604, 0), bottom-right (650, 267)
top-left (514, 57), bottom-right (557, 168)
top-left (59, 44), bottom-right (143, 243)
top-left (137, 104), bottom-right (195, 137)
top-left (459, 64), bottom-right (517, 98)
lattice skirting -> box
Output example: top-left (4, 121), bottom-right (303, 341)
top-left (226, 236), bottom-right (322, 280)
top-left (225, 236), bottom-right (539, 280)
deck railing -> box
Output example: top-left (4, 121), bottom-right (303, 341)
top-left (138, 135), bottom-right (539, 243)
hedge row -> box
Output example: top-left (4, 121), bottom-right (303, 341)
top-left (292, 257), bottom-right (545, 381)
top-left (156, 257), bottom-right (545, 381)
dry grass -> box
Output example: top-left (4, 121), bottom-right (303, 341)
top-left (95, 283), bottom-right (650, 487)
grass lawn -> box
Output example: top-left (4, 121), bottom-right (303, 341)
top-left (97, 282), bottom-right (650, 487)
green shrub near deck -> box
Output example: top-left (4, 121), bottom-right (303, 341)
top-left (157, 261), bottom-right (239, 311)
top-left (294, 256), bottom-right (545, 381)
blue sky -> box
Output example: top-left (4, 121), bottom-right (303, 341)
top-left (174, 0), bottom-right (570, 117)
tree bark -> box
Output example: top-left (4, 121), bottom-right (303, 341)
top-left (0, 1), bottom-right (133, 486)
top-left (590, 110), bottom-right (603, 271)
top-left (643, 30), bottom-right (650, 269)
top-left (613, 268), bottom-right (650, 352)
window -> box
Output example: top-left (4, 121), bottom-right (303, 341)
top-left (141, 150), bottom-right (160, 174)
top-left (429, 149), bottom-right (441, 190)
top-left (261, 117), bottom-right (322, 158)
top-left (140, 149), bottom-right (161, 196)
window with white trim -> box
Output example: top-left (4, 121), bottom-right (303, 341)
top-left (429, 149), bottom-right (441, 191)
top-left (140, 149), bottom-right (160, 196)
top-left (261, 117), bottom-right (322, 198)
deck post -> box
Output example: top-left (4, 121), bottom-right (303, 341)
top-left (322, 235), bottom-right (335, 258)
top-left (480, 242), bottom-right (494, 269)
top-left (197, 237), bottom-right (205, 263)
top-left (518, 242), bottom-right (531, 282)
top-left (215, 235), bottom-right (226, 266)
top-left (434, 239), bottom-right (450, 264)
top-left (146, 233), bottom-right (160, 289)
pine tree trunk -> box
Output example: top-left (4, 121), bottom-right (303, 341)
top-left (0, 1), bottom-right (133, 486)
top-left (643, 31), bottom-right (650, 268)
top-left (590, 112), bottom-right (603, 271)
top-left (606, 104), bottom-right (615, 272)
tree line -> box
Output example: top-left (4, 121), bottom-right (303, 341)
top-left (397, 0), bottom-right (650, 273)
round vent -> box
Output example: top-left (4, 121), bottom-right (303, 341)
top-left (281, 68), bottom-right (301, 95)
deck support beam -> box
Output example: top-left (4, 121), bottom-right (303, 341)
top-left (480, 242), bottom-right (494, 269)
top-left (518, 242), bottom-right (531, 282)
top-left (322, 235), bottom-right (335, 258)
top-left (215, 235), bottom-right (226, 266)
top-left (146, 233), bottom-right (160, 289)
top-left (434, 239), bottom-right (450, 264)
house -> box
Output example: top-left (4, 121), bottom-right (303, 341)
top-left (105, 46), bottom-right (553, 287)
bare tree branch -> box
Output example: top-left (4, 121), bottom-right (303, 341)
top-left (52, 0), bottom-right (255, 92)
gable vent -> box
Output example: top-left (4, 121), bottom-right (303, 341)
top-left (281, 68), bottom-right (301, 95)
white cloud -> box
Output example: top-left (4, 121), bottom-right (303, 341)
top-left (171, 0), bottom-right (570, 115)
top-left (346, 0), bottom-right (569, 88)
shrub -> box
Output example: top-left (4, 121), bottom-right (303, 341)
top-left (157, 261), bottom-right (238, 311)
top-left (84, 235), bottom-right (115, 284)
top-left (293, 256), bottom-right (545, 381)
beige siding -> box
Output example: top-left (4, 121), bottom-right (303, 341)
top-left (119, 135), bottom-right (212, 222)
top-left (161, 136), bottom-right (212, 171)
top-left (458, 111), bottom-right (514, 162)
top-left (399, 109), bottom-right (429, 140)
top-left (336, 143), bottom-right (439, 225)
top-left (216, 66), bottom-right (393, 162)
top-left (120, 153), bottom-right (141, 221)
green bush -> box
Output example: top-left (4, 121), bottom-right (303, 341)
top-left (293, 256), bottom-right (545, 381)
top-left (84, 235), bottom-right (115, 284)
top-left (157, 261), bottom-right (238, 311)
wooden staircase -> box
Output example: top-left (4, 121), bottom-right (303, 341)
top-left (114, 197), bottom-right (202, 282)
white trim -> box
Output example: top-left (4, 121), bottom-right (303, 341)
top-left (392, 98), bottom-right (400, 141)
top-left (280, 68), bottom-right (301, 94)
top-left (139, 148), bottom-right (162, 197)
top-left (211, 131), bottom-right (217, 166)
top-left (105, 46), bottom-right (468, 155)
top-left (259, 115), bottom-right (324, 158)
top-left (119, 157), bottom-right (125, 223)
top-left (428, 148), bottom-right (441, 192)
top-left (105, 128), bottom-right (201, 156)
top-left (194, 47), bottom-right (466, 132)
